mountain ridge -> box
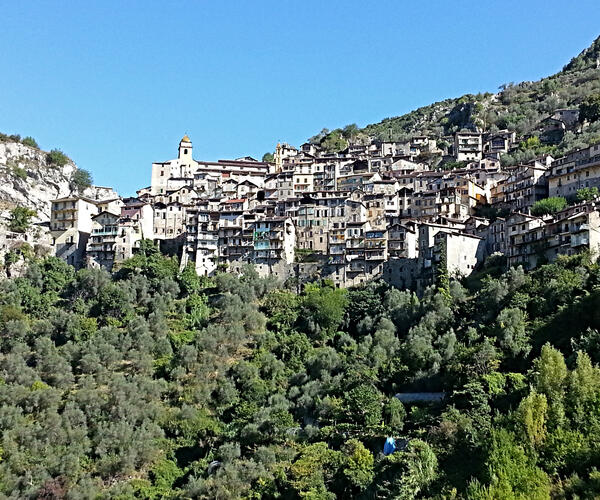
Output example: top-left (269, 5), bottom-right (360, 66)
top-left (309, 34), bottom-right (600, 164)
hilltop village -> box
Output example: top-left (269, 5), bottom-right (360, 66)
top-left (5, 119), bottom-right (600, 292)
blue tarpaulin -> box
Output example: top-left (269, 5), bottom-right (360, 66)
top-left (383, 437), bottom-right (396, 456)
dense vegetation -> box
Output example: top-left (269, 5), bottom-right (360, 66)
top-left (2, 241), bottom-right (600, 498)
top-left (309, 126), bottom-right (363, 153)
top-left (529, 188), bottom-right (600, 217)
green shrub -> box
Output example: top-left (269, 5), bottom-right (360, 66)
top-left (21, 136), bottom-right (38, 148)
top-left (11, 166), bottom-right (27, 180)
top-left (0, 133), bottom-right (21, 143)
top-left (576, 187), bottom-right (599, 202)
top-left (46, 149), bottom-right (70, 166)
top-left (8, 206), bottom-right (36, 233)
top-left (70, 169), bottom-right (93, 191)
top-left (579, 93), bottom-right (600, 124)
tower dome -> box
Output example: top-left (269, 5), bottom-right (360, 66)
top-left (178, 135), bottom-right (192, 160)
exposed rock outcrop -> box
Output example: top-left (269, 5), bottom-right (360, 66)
top-left (0, 141), bottom-right (74, 222)
top-left (0, 140), bottom-right (118, 224)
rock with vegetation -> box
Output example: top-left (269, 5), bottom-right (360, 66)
top-left (0, 139), bottom-right (74, 221)
top-left (310, 35), bottom-right (600, 168)
top-left (0, 135), bottom-right (108, 225)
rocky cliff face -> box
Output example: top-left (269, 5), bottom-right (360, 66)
top-left (0, 141), bottom-right (75, 222)
top-left (0, 140), bottom-right (118, 224)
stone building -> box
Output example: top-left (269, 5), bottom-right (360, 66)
top-left (51, 196), bottom-right (99, 268)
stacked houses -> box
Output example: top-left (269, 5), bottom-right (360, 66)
top-left (47, 126), bottom-right (600, 293)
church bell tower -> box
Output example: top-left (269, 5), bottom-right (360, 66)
top-left (178, 134), bottom-right (192, 160)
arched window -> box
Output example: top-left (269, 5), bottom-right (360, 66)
top-left (184, 149), bottom-right (188, 154)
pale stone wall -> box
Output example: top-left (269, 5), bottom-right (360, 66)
top-left (443, 233), bottom-right (484, 277)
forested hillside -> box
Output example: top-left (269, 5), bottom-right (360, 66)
top-left (2, 242), bottom-right (600, 498)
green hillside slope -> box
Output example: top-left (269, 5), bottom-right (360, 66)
top-left (313, 35), bottom-right (600, 165)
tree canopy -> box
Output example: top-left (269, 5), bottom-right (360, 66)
top-left (531, 197), bottom-right (567, 216)
top-left (71, 169), bottom-right (93, 192)
top-left (579, 92), bottom-right (600, 124)
top-left (0, 250), bottom-right (600, 497)
top-left (8, 206), bottom-right (36, 233)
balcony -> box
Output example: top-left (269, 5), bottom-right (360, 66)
top-left (569, 154), bottom-right (600, 170)
top-left (348, 260), bottom-right (365, 272)
top-left (329, 233), bottom-right (346, 243)
top-left (329, 255), bottom-right (345, 264)
top-left (365, 251), bottom-right (385, 261)
top-left (346, 249), bottom-right (365, 259)
top-left (220, 220), bottom-right (243, 229)
top-left (255, 241), bottom-right (272, 250)
top-left (219, 229), bottom-right (243, 239)
top-left (254, 230), bottom-right (283, 241)
top-left (254, 250), bottom-right (282, 260)
top-left (346, 238), bottom-right (365, 248)
top-left (571, 234), bottom-right (590, 247)
top-left (198, 232), bottom-right (218, 239)
top-left (197, 241), bottom-right (219, 250)
top-left (92, 228), bottom-right (118, 235)
top-left (88, 244), bottom-right (114, 252)
top-left (53, 215), bottom-right (76, 222)
top-left (365, 241), bottom-right (386, 249)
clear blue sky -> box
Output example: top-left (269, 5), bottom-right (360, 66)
top-left (2, 1), bottom-right (600, 195)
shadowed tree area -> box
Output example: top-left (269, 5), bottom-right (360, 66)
top-left (0, 248), bottom-right (600, 498)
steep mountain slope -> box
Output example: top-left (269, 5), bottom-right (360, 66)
top-left (363, 35), bottom-right (600, 141)
top-left (314, 35), bottom-right (600, 162)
